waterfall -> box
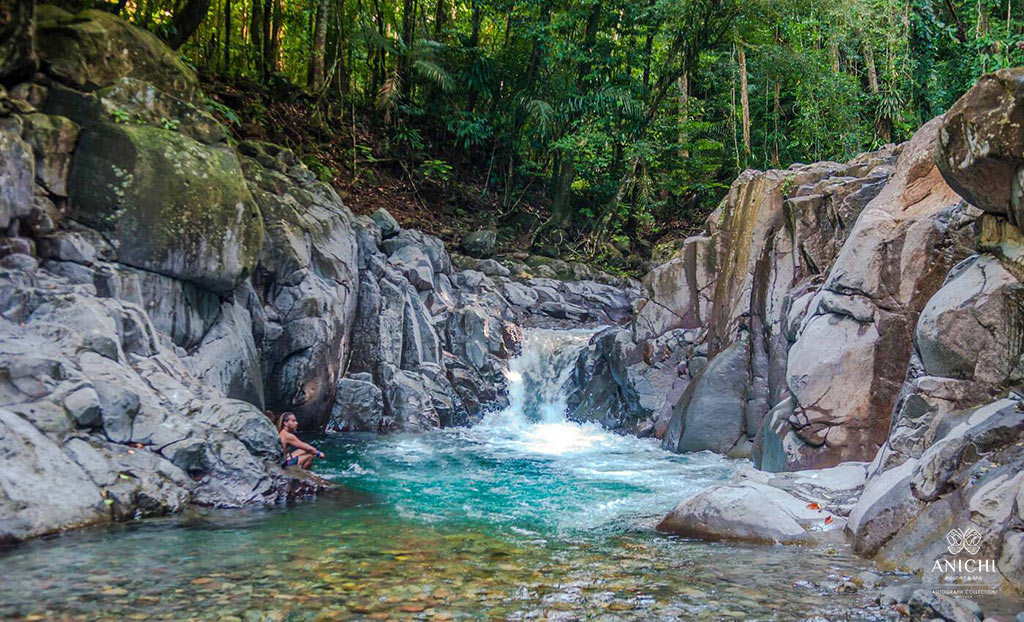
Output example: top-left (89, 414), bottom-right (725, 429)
top-left (500, 328), bottom-right (595, 424)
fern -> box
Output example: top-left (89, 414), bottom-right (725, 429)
top-left (413, 59), bottom-right (454, 93)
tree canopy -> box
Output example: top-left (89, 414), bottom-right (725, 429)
top-left (31, 0), bottom-right (1024, 265)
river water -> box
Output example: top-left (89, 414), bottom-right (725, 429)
top-left (0, 329), bottom-right (906, 621)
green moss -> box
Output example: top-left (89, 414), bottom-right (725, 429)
top-left (68, 122), bottom-right (263, 293)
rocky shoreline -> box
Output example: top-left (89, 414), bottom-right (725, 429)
top-left (573, 71), bottom-right (1024, 600)
top-left (0, 6), bottom-right (634, 543)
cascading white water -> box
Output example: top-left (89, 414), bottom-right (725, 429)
top-left (324, 326), bottom-right (737, 532)
top-left (476, 327), bottom-right (600, 453)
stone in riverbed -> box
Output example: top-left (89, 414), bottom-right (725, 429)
top-left (656, 480), bottom-right (843, 545)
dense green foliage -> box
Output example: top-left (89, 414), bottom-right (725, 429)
top-left (75, 0), bottom-right (1024, 256)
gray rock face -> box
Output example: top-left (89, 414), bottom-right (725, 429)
top-left (329, 376), bottom-right (384, 432)
top-left (241, 141), bottom-right (359, 429)
top-left (0, 126), bottom-right (34, 230)
top-left (915, 255), bottom-right (1024, 385)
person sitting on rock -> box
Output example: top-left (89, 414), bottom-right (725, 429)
top-left (276, 412), bottom-right (324, 470)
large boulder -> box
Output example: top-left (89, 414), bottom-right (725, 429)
top-left (780, 117), bottom-right (976, 469)
top-left (329, 375), bottom-right (385, 432)
top-left (657, 463), bottom-right (864, 545)
top-left (68, 122), bottom-right (263, 294)
top-left (380, 364), bottom-right (441, 431)
top-left (936, 67), bottom-right (1024, 226)
top-left (0, 407), bottom-right (108, 543)
top-left (662, 337), bottom-right (749, 455)
top-left (36, 6), bottom-right (200, 100)
top-left (240, 141), bottom-right (359, 430)
top-left (915, 254), bottom-right (1024, 386)
top-left (460, 228), bottom-right (497, 258)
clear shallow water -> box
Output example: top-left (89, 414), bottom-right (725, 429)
top-left (0, 329), bottom-right (908, 621)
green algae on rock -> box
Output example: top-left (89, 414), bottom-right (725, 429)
top-left (36, 5), bottom-right (200, 101)
top-left (68, 121), bottom-right (263, 294)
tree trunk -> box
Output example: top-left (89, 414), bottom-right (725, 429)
top-left (308, 0), bottom-right (328, 89)
top-left (166, 0), bottom-right (212, 49)
top-left (678, 72), bottom-right (688, 160)
top-left (224, 0), bottom-right (232, 70)
top-left (772, 77), bottom-right (780, 166)
top-left (738, 44), bottom-right (751, 163)
top-left (0, 0), bottom-right (38, 84)
top-left (261, 0), bottom-right (273, 76)
top-left (249, 0), bottom-right (262, 65)
top-left (399, 0), bottom-right (415, 89)
top-left (465, 0), bottom-right (482, 112)
top-left (864, 44), bottom-right (879, 94)
top-left (433, 0), bottom-right (444, 40)
top-left (270, 0), bottom-right (283, 71)
top-left (549, 158), bottom-right (576, 232)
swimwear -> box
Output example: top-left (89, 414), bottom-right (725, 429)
top-left (283, 455), bottom-right (300, 467)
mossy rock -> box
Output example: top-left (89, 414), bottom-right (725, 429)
top-left (68, 122), bottom-right (263, 293)
top-left (36, 6), bottom-right (200, 101)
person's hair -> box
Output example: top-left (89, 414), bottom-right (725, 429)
top-left (276, 412), bottom-right (296, 431)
